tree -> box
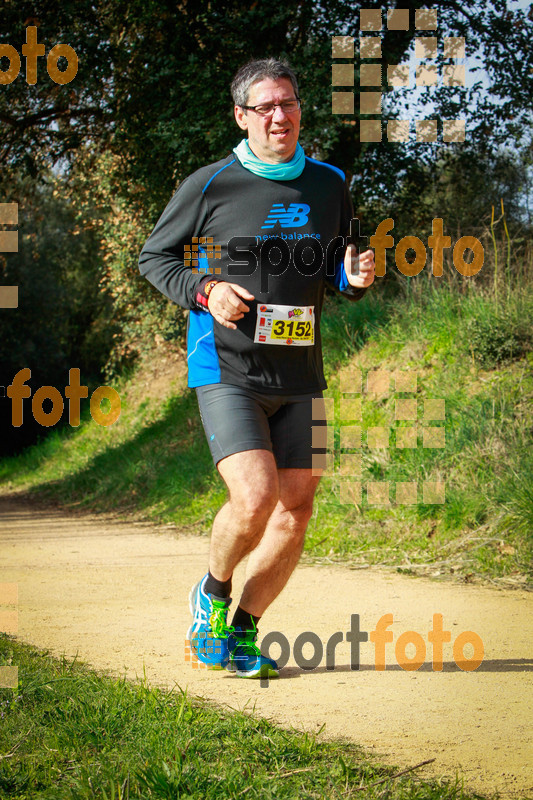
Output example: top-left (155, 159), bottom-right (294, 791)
top-left (1, 0), bottom-right (531, 193)
top-left (0, 172), bottom-right (115, 456)
top-left (1, 0), bottom-right (531, 455)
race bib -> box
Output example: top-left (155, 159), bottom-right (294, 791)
top-left (254, 304), bottom-right (315, 346)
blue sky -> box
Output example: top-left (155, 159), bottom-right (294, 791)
top-left (381, 0), bottom-right (530, 128)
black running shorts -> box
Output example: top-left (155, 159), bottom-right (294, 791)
top-left (195, 383), bottom-right (326, 468)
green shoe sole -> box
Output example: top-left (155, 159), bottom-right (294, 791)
top-left (227, 661), bottom-right (279, 679)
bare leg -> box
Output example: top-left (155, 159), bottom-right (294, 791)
top-left (238, 468), bottom-right (321, 617)
top-left (208, 449), bottom-right (279, 582)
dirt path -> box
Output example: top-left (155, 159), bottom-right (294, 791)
top-left (1, 495), bottom-right (532, 798)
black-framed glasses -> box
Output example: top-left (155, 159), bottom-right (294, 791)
top-left (240, 98), bottom-right (301, 116)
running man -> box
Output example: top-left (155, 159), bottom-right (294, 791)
top-left (139, 58), bottom-right (375, 678)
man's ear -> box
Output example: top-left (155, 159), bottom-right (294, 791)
top-left (234, 105), bottom-right (249, 131)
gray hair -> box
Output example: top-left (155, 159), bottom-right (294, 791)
top-left (231, 58), bottom-right (299, 107)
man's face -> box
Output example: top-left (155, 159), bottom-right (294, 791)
top-left (234, 77), bottom-right (301, 164)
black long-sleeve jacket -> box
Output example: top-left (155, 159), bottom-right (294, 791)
top-left (139, 152), bottom-right (365, 393)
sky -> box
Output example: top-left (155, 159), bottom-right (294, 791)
top-left (373, 0), bottom-right (531, 136)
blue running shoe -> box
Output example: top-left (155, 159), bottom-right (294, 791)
top-left (187, 575), bottom-right (232, 669)
top-left (227, 621), bottom-right (279, 679)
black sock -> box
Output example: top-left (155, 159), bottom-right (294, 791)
top-left (231, 605), bottom-right (261, 632)
top-left (204, 571), bottom-right (232, 599)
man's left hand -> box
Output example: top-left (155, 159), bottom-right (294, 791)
top-left (344, 244), bottom-right (375, 288)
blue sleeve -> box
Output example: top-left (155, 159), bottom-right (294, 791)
top-left (328, 257), bottom-right (350, 291)
top-left (325, 180), bottom-right (367, 301)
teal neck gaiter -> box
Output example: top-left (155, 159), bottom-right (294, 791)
top-left (233, 139), bottom-right (306, 180)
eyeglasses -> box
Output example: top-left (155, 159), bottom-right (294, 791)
top-left (240, 99), bottom-right (301, 116)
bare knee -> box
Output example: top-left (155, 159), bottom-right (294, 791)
top-left (291, 498), bottom-right (315, 526)
top-left (231, 480), bottom-right (278, 532)
top-left (218, 449), bottom-right (279, 537)
top-left (275, 498), bottom-right (315, 540)
top-left (235, 487), bottom-right (278, 525)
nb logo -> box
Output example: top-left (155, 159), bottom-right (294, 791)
top-left (261, 203), bottom-right (310, 229)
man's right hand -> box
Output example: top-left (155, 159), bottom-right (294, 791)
top-left (207, 282), bottom-right (255, 330)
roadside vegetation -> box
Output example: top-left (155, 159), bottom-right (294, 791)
top-left (1, 5), bottom-right (531, 797)
top-left (0, 634), bottom-right (489, 799)
top-left (1, 266), bottom-right (531, 589)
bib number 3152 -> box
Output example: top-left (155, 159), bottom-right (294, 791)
top-left (254, 304), bottom-right (315, 346)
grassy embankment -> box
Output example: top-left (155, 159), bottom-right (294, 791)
top-left (0, 634), bottom-right (488, 799)
top-left (1, 275), bottom-right (530, 799)
top-left (1, 278), bottom-right (531, 587)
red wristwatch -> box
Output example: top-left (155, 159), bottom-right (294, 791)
top-left (204, 280), bottom-right (219, 298)
top-left (195, 276), bottom-right (223, 311)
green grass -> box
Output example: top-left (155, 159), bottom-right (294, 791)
top-left (0, 635), bottom-right (487, 799)
top-left (0, 378), bottom-right (226, 529)
top-left (305, 284), bottom-right (533, 584)
top-left (1, 282), bottom-right (531, 586)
